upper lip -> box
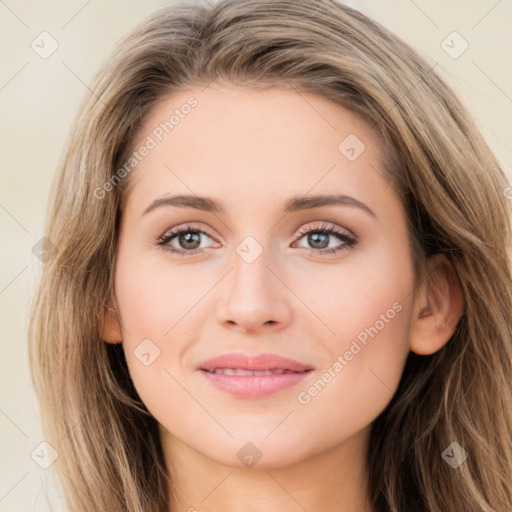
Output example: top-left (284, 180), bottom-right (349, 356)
top-left (199, 352), bottom-right (314, 372)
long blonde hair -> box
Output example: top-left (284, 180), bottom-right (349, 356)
top-left (28, 0), bottom-right (512, 510)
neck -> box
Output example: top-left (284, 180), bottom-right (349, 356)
top-left (161, 425), bottom-right (374, 512)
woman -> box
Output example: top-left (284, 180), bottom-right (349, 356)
top-left (29, 0), bottom-right (512, 510)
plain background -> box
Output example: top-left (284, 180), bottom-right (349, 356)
top-left (0, 0), bottom-right (511, 510)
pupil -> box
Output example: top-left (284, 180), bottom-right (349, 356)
top-left (180, 231), bottom-right (200, 249)
top-left (309, 232), bottom-right (328, 249)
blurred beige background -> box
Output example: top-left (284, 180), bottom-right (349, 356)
top-left (0, 0), bottom-right (510, 510)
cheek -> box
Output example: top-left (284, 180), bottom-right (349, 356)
top-left (112, 250), bottom-right (209, 397)
top-left (114, 251), bottom-right (201, 337)
top-left (297, 232), bottom-right (414, 349)
top-left (277, 248), bottom-right (414, 459)
top-left (296, 240), bottom-right (414, 424)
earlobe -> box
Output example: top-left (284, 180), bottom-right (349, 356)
top-left (409, 254), bottom-right (464, 356)
top-left (101, 301), bottom-right (123, 344)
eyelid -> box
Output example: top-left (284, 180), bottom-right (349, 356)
top-left (156, 222), bottom-right (221, 247)
top-left (157, 220), bottom-right (354, 240)
top-left (158, 222), bottom-right (215, 241)
top-left (295, 220), bottom-right (355, 239)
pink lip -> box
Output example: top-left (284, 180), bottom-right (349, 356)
top-left (199, 352), bottom-right (314, 372)
top-left (198, 352), bottom-right (314, 398)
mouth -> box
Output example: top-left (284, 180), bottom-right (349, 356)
top-left (199, 352), bottom-right (314, 373)
top-left (198, 352), bottom-right (314, 398)
top-left (202, 368), bottom-right (309, 376)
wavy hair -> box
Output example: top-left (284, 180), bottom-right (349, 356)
top-left (28, 0), bottom-right (512, 510)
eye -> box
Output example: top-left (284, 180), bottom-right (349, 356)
top-left (156, 224), bottom-right (219, 256)
top-left (292, 222), bottom-right (357, 255)
top-left (156, 222), bottom-right (357, 256)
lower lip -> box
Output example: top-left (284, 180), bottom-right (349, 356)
top-left (199, 369), bottom-right (312, 398)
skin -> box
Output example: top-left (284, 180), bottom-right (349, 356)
top-left (102, 83), bottom-right (463, 512)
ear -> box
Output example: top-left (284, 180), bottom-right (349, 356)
top-left (101, 298), bottom-right (123, 344)
top-left (409, 253), bottom-right (464, 355)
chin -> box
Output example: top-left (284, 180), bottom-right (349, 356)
top-left (199, 430), bottom-right (312, 469)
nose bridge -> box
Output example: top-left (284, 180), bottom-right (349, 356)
top-left (216, 234), bottom-right (291, 331)
top-left (233, 238), bottom-right (272, 293)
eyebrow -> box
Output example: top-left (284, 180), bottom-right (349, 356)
top-left (142, 193), bottom-right (376, 218)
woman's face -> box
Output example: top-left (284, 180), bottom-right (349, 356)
top-left (109, 83), bottom-right (418, 468)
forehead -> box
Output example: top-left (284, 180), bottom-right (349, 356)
top-left (124, 84), bottom-right (390, 215)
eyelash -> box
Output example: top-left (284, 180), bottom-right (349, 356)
top-left (156, 222), bottom-right (357, 257)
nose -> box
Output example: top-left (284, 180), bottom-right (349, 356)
top-left (216, 247), bottom-right (292, 333)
